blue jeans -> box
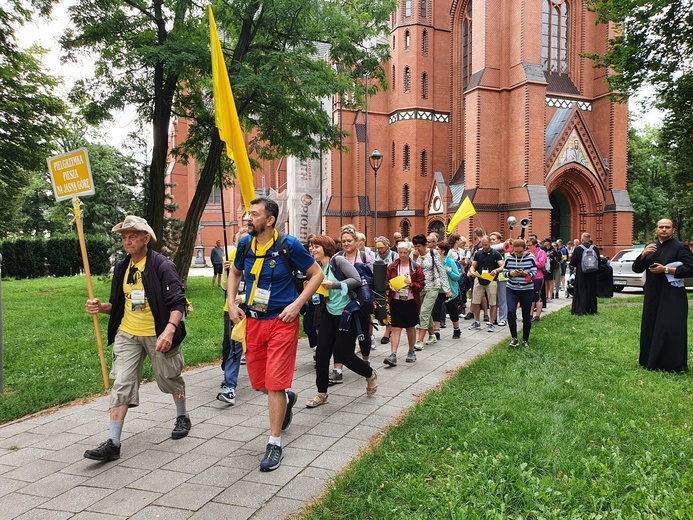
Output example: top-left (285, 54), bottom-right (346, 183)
top-left (222, 313), bottom-right (243, 390)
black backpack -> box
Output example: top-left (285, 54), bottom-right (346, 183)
top-left (237, 233), bottom-right (305, 298)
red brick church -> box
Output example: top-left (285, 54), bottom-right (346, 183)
top-left (169, 0), bottom-right (632, 257)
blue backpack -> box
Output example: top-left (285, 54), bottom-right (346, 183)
top-left (330, 253), bottom-right (375, 313)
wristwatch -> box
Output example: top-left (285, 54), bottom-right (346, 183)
top-left (665, 267), bottom-right (670, 275)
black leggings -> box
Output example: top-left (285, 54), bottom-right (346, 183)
top-left (315, 312), bottom-right (373, 393)
top-left (432, 293), bottom-right (459, 323)
top-left (506, 287), bottom-right (533, 341)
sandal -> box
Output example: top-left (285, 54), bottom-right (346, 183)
top-left (306, 394), bottom-right (329, 408)
top-left (366, 369), bottom-right (378, 396)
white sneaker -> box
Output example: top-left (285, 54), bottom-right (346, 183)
top-left (425, 335), bottom-right (438, 345)
top-left (414, 341), bottom-right (425, 351)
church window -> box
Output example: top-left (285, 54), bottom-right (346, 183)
top-left (422, 72), bottom-right (428, 99)
top-left (420, 149), bottom-right (428, 176)
top-left (403, 184), bottom-right (410, 209)
top-left (404, 66), bottom-right (411, 93)
top-left (405, 30), bottom-right (411, 49)
top-left (405, 0), bottom-right (412, 17)
top-left (422, 30), bottom-right (428, 55)
top-left (392, 65), bottom-right (396, 89)
top-left (403, 144), bottom-right (411, 171)
top-left (462, 1), bottom-right (473, 88)
top-left (401, 219), bottom-right (411, 238)
top-left (391, 141), bottom-right (396, 167)
top-left (542, 0), bottom-right (570, 73)
top-left (420, 0), bottom-right (427, 18)
top-left (392, 35), bottom-right (395, 50)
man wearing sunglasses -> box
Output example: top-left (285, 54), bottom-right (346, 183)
top-left (84, 215), bottom-right (189, 462)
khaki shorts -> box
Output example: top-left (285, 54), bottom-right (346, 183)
top-left (110, 330), bottom-right (185, 409)
top-left (471, 279), bottom-right (498, 306)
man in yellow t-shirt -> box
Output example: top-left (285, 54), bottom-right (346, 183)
top-left (84, 216), bottom-right (189, 462)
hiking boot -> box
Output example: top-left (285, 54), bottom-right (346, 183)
top-left (464, 312), bottom-right (475, 320)
top-left (434, 331), bottom-right (441, 340)
top-left (172, 415), bottom-right (191, 439)
top-left (84, 439), bottom-right (120, 462)
top-left (509, 338), bottom-right (519, 348)
top-left (328, 370), bottom-right (343, 385)
top-left (468, 321), bottom-right (481, 330)
top-left (216, 387), bottom-right (236, 405)
top-left (260, 443), bottom-right (283, 472)
top-left (406, 350), bottom-right (416, 363)
top-left (282, 391), bottom-right (297, 431)
top-left (414, 341), bottom-right (425, 351)
top-left (522, 341), bottom-right (530, 349)
top-left (452, 328), bottom-right (461, 339)
top-left (383, 353), bottom-right (397, 367)
top-left (425, 335), bottom-right (438, 345)
top-left (487, 324), bottom-right (495, 333)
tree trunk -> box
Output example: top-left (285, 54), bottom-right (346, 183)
top-left (174, 130), bottom-right (223, 286)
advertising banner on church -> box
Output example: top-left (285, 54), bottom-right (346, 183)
top-left (287, 156), bottom-right (321, 243)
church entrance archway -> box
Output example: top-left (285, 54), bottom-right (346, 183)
top-left (549, 190), bottom-right (570, 242)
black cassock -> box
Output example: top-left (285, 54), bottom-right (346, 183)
top-left (633, 238), bottom-right (693, 372)
top-left (569, 243), bottom-right (599, 315)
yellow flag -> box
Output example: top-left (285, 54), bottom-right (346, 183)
top-left (209, 6), bottom-right (255, 213)
top-left (447, 196), bottom-right (477, 234)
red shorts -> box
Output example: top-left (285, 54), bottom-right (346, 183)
top-left (245, 317), bottom-right (299, 391)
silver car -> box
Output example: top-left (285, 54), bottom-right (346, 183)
top-left (611, 248), bottom-right (693, 291)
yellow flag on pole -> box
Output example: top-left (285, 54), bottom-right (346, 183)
top-left (447, 195), bottom-right (476, 234)
top-left (209, 6), bottom-right (255, 213)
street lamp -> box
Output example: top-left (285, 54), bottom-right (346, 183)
top-left (369, 149), bottom-right (383, 240)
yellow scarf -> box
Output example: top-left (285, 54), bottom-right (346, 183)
top-left (248, 229), bottom-right (279, 307)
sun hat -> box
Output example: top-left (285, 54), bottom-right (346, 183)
top-left (112, 215), bottom-right (157, 242)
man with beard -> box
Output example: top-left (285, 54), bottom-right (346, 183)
top-left (633, 218), bottom-right (693, 372)
top-left (227, 198), bottom-right (323, 471)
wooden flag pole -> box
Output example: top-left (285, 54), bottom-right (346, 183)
top-left (72, 197), bottom-right (110, 390)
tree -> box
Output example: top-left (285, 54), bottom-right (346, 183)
top-left (589, 0), bottom-right (693, 237)
top-left (62, 0), bottom-right (395, 283)
top-left (0, 45), bottom-right (66, 237)
top-left (626, 126), bottom-right (673, 242)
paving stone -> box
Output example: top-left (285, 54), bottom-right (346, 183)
top-left (84, 465), bottom-right (150, 490)
top-left (88, 487), bottom-right (161, 517)
top-left (214, 480), bottom-right (279, 509)
top-left (153, 482), bottom-right (224, 511)
top-left (18, 471), bottom-right (88, 498)
top-left (40, 485), bottom-right (112, 513)
top-left (3, 458), bottom-right (67, 483)
top-left (129, 468), bottom-right (192, 493)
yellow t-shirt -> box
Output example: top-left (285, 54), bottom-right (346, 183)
top-left (120, 257), bottom-right (156, 337)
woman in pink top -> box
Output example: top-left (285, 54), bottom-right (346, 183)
top-left (527, 237), bottom-right (547, 321)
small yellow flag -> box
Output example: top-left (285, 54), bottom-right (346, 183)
top-left (447, 196), bottom-right (477, 234)
top-left (231, 316), bottom-right (247, 353)
top-left (209, 6), bottom-right (255, 213)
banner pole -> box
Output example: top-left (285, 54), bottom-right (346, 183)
top-left (72, 198), bottom-right (110, 390)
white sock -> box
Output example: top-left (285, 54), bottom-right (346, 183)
top-left (269, 435), bottom-right (281, 446)
top-left (335, 368), bottom-right (343, 374)
top-left (108, 420), bottom-right (124, 447)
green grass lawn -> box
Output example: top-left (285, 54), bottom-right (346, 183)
top-left (0, 275), bottom-right (227, 423)
top-left (300, 295), bottom-right (693, 519)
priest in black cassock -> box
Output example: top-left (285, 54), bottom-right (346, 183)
top-left (569, 232), bottom-right (599, 315)
top-left (633, 218), bottom-right (693, 372)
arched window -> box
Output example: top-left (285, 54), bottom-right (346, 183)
top-left (403, 144), bottom-right (411, 171)
top-left (542, 0), bottom-right (570, 73)
top-left (422, 72), bottom-right (428, 99)
top-left (462, 1), bottom-right (473, 89)
top-left (420, 0), bottom-right (427, 18)
top-left (404, 66), bottom-right (411, 93)
top-left (403, 184), bottom-right (410, 209)
top-left (392, 35), bottom-right (395, 50)
top-left (391, 141), bottom-right (396, 168)
top-left (405, 30), bottom-right (411, 49)
top-left (401, 219), bottom-right (411, 238)
top-left (392, 65), bottom-right (396, 89)
top-left (422, 30), bottom-right (428, 55)
top-left (405, 0), bottom-right (412, 17)
top-left (420, 149), bottom-right (428, 176)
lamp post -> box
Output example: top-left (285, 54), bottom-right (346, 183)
top-left (369, 149), bottom-right (383, 240)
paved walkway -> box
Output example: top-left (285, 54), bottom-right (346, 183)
top-left (0, 297), bottom-right (571, 519)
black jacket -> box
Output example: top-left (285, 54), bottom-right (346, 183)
top-left (107, 249), bottom-right (187, 347)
